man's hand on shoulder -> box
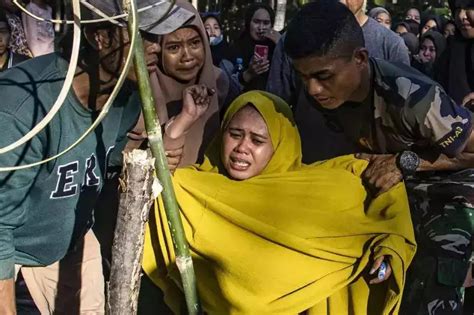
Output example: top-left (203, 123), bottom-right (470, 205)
top-left (356, 153), bottom-right (403, 196)
top-left (0, 278), bottom-right (16, 314)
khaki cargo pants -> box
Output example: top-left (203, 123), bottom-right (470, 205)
top-left (15, 231), bottom-right (105, 314)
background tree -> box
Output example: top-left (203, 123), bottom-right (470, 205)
top-left (274, 0), bottom-right (287, 31)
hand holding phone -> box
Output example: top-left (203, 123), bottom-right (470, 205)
top-left (244, 53), bottom-right (271, 82)
top-left (254, 45), bottom-right (269, 61)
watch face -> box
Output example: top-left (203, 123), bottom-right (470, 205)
top-left (400, 151), bottom-right (419, 173)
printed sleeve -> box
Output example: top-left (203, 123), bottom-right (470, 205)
top-left (403, 85), bottom-right (472, 157)
top-left (218, 59), bottom-right (244, 111)
top-left (0, 112), bottom-right (43, 279)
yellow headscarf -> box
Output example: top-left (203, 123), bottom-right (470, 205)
top-left (142, 91), bottom-right (416, 314)
top-left (197, 90), bottom-right (302, 174)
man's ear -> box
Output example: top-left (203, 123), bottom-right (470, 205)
top-left (353, 47), bottom-right (369, 68)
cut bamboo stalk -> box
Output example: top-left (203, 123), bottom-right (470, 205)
top-left (107, 150), bottom-right (155, 315)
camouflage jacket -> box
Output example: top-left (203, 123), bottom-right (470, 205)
top-left (336, 58), bottom-right (472, 156)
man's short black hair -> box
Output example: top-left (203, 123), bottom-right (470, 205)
top-left (284, 0), bottom-right (364, 60)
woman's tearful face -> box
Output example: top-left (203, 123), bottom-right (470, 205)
top-left (162, 27), bottom-right (205, 82)
top-left (222, 105), bottom-right (274, 180)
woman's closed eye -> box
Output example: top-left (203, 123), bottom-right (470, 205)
top-left (315, 73), bottom-right (333, 81)
top-left (251, 134), bottom-right (268, 145)
top-left (252, 138), bottom-right (265, 145)
top-left (229, 131), bottom-right (243, 139)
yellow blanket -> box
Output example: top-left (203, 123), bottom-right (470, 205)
top-left (142, 91), bottom-right (416, 314)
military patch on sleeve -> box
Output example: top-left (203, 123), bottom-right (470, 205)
top-left (424, 87), bottom-right (472, 157)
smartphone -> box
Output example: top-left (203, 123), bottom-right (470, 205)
top-left (254, 45), bottom-right (269, 61)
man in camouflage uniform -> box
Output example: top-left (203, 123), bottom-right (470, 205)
top-left (284, 2), bottom-right (474, 314)
top-left (404, 174), bottom-right (474, 314)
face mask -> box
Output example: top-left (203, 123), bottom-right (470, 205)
top-left (209, 34), bottom-right (223, 46)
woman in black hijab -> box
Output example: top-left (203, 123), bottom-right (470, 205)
top-left (227, 3), bottom-right (279, 91)
top-left (420, 15), bottom-right (444, 35)
top-left (443, 19), bottom-right (457, 38)
top-left (413, 30), bottom-right (446, 78)
top-left (202, 13), bottom-right (230, 66)
top-left (395, 19), bottom-right (420, 36)
top-left (435, 0), bottom-right (474, 105)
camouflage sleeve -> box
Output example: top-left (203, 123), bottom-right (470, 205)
top-left (403, 85), bottom-right (472, 157)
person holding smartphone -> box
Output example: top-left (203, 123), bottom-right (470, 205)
top-left (227, 3), bottom-right (280, 91)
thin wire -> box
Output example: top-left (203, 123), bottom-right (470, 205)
top-left (0, 0), bottom-right (82, 155)
top-left (0, 0), bottom-right (138, 172)
top-left (13, 0), bottom-right (167, 25)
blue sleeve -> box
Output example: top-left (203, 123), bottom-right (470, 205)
top-left (0, 112), bottom-right (43, 280)
top-left (387, 33), bottom-right (410, 65)
top-left (218, 59), bottom-right (243, 110)
top-left (266, 34), bottom-right (298, 104)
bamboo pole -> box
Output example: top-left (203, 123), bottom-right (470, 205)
top-left (126, 1), bottom-right (201, 314)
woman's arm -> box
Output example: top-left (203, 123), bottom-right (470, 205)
top-left (164, 85), bottom-right (215, 172)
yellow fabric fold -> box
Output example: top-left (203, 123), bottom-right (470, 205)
top-left (142, 91), bottom-right (416, 314)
